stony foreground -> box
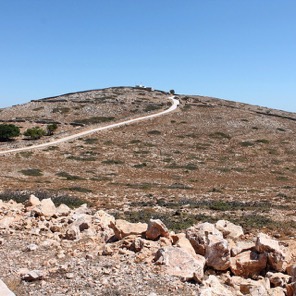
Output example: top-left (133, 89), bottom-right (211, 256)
top-left (0, 195), bottom-right (296, 295)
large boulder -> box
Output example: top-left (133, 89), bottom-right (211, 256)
top-left (109, 219), bottom-right (147, 240)
top-left (154, 246), bottom-right (205, 282)
top-left (186, 222), bottom-right (223, 256)
top-left (215, 220), bottom-right (244, 240)
top-left (205, 237), bottom-right (230, 271)
top-left (145, 219), bottom-right (170, 240)
top-left (173, 233), bottom-right (196, 257)
top-left (255, 233), bottom-right (291, 272)
top-left (32, 198), bottom-right (57, 218)
top-left (230, 250), bottom-right (267, 278)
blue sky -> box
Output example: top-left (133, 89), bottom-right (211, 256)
top-left (0, 1), bottom-right (295, 112)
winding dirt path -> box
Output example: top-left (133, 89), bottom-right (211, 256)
top-left (0, 96), bottom-right (179, 155)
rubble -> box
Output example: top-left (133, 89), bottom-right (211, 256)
top-left (0, 196), bottom-right (295, 295)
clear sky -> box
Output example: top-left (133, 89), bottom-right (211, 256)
top-left (1, 1), bottom-right (295, 112)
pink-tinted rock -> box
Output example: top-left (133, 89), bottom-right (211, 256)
top-left (154, 246), bottom-right (205, 281)
top-left (33, 198), bottom-right (57, 217)
top-left (205, 237), bottom-right (230, 271)
top-left (146, 219), bottom-right (170, 240)
top-left (255, 233), bottom-right (291, 272)
top-left (266, 272), bottom-right (291, 287)
top-left (186, 222), bottom-right (223, 256)
top-left (229, 276), bottom-right (270, 295)
top-left (230, 250), bottom-right (267, 278)
top-left (215, 220), bottom-right (244, 240)
top-left (231, 240), bottom-right (255, 257)
top-left (110, 219), bottom-right (147, 240)
top-left (173, 233), bottom-right (196, 257)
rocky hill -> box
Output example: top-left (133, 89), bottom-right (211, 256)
top-left (0, 86), bottom-right (295, 295)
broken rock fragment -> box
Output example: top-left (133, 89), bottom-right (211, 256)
top-left (230, 250), bottom-right (267, 278)
top-left (145, 219), bottom-right (170, 240)
top-left (186, 222), bottom-right (223, 256)
top-left (109, 219), bottom-right (147, 240)
top-left (215, 219), bottom-right (244, 240)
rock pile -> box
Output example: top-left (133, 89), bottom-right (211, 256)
top-left (0, 195), bottom-right (295, 295)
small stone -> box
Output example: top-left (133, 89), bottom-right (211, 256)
top-left (21, 270), bottom-right (46, 282)
top-left (65, 273), bottom-right (74, 279)
top-left (26, 243), bottom-right (38, 252)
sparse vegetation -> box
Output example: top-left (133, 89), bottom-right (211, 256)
top-left (56, 172), bottom-right (85, 180)
top-left (147, 130), bottom-right (161, 135)
top-left (20, 168), bottom-right (43, 176)
top-left (73, 116), bottom-right (115, 125)
top-left (46, 123), bottom-right (58, 136)
top-left (102, 159), bottom-right (124, 165)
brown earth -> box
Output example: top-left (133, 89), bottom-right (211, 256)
top-left (0, 86), bottom-right (295, 238)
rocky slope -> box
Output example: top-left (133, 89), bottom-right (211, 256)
top-left (0, 87), bottom-right (295, 238)
top-left (0, 196), bottom-right (296, 295)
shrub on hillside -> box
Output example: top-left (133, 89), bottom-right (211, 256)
top-left (24, 126), bottom-right (46, 140)
top-left (0, 124), bottom-right (20, 141)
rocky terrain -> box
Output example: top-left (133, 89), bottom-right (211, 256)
top-left (0, 195), bottom-right (296, 295)
top-left (0, 86), bottom-right (295, 295)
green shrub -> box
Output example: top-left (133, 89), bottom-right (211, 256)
top-left (0, 124), bottom-right (20, 141)
top-left (102, 159), bottom-right (124, 165)
top-left (209, 132), bottom-right (231, 140)
top-left (64, 187), bottom-right (92, 193)
top-left (20, 168), bottom-right (43, 176)
top-left (240, 141), bottom-right (255, 147)
top-left (52, 107), bottom-right (70, 114)
top-left (56, 172), bottom-right (85, 180)
top-left (256, 139), bottom-right (269, 144)
top-left (73, 117), bottom-right (115, 125)
top-left (24, 126), bottom-right (46, 140)
top-left (147, 130), bottom-right (161, 135)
